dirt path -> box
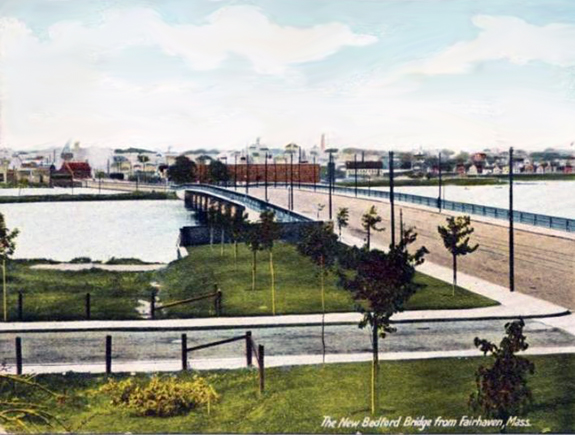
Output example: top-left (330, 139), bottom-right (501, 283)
top-left (252, 187), bottom-right (575, 311)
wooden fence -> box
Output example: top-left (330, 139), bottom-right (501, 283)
top-left (11, 331), bottom-right (266, 392)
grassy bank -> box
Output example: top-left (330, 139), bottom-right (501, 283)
top-left (337, 177), bottom-right (504, 188)
top-left (2, 354), bottom-right (573, 433)
top-left (155, 243), bottom-right (496, 318)
top-left (5, 261), bottom-right (154, 321)
top-left (3, 243), bottom-right (496, 322)
top-left (0, 191), bottom-right (177, 204)
top-left (336, 173), bottom-right (575, 188)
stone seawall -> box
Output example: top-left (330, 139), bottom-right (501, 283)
top-left (180, 221), bottom-right (323, 247)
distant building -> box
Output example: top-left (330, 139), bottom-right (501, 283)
top-left (345, 161), bottom-right (383, 178)
top-left (198, 163), bottom-right (320, 184)
top-left (62, 161), bottom-right (92, 178)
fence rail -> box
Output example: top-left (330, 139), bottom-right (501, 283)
top-left (248, 182), bottom-right (575, 233)
top-left (181, 331), bottom-right (265, 393)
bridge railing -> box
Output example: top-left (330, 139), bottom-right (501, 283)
top-left (247, 182), bottom-right (575, 233)
top-left (177, 184), bottom-right (313, 223)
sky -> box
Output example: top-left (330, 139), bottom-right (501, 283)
top-left (1, 0), bottom-right (575, 153)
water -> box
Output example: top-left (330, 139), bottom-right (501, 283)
top-left (0, 200), bottom-right (196, 263)
top-left (376, 181), bottom-right (575, 219)
top-left (0, 187), bottom-right (124, 197)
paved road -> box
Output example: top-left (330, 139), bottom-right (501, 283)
top-left (2, 319), bottom-right (574, 367)
top-left (249, 187), bottom-right (575, 311)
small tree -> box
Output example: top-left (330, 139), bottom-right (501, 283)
top-left (297, 222), bottom-right (340, 362)
top-left (206, 205), bottom-right (219, 249)
top-left (245, 222), bottom-right (263, 291)
top-left (0, 213), bottom-right (19, 322)
top-left (361, 205), bottom-right (384, 250)
top-left (437, 215), bottom-right (479, 295)
top-left (259, 211), bottom-right (281, 315)
top-left (336, 207), bottom-right (349, 239)
top-left (340, 229), bottom-right (428, 414)
top-left (230, 211), bottom-right (249, 269)
top-left (167, 156), bottom-right (196, 184)
top-left (470, 319), bottom-right (535, 430)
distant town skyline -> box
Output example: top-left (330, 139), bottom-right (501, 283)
top-left (2, 0), bottom-right (575, 152)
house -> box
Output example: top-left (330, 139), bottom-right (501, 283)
top-left (58, 161), bottom-right (92, 179)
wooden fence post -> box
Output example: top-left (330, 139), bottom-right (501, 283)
top-left (181, 333), bottom-right (188, 371)
top-left (215, 290), bottom-right (222, 317)
top-left (246, 331), bottom-right (253, 367)
top-left (105, 335), bottom-right (112, 375)
top-left (85, 293), bottom-right (91, 320)
top-left (15, 337), bottom-right (22, 375)
top-left (150, 290), bottom-right (156, 320)
top-left (258, 344), bottom-right (265, 394)
top-left (18, 291), bottom-right (23, 322)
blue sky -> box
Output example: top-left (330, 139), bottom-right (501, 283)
top-left (1, 0), bottom-right (575, 151)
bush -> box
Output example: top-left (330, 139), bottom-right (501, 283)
top-left (99, 375), bottom-right (219, 417)
top-left (69, 257), bottom-right (92, 264)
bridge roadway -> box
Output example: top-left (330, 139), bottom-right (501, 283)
top-left (246, 186), bottom-right (575, 311)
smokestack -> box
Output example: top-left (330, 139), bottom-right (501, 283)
top-left (320, 134), bottom-right (325, 152)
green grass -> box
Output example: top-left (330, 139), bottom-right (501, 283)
top-left (5, 262), bottom-right (154, 321)
top-left (0, 191), bottom-right (176, 204)
top-left (336, 177), bottom-right (505, 188)
top-left (154, 243), bottom-right (496, 319)
top-left (2, 354), bottom-right (573, 433)
top-left (4, 243), bottom-right (496, 322)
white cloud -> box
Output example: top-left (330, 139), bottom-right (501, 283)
top-left (2, 9), bottom-right (575, 153)
top-left (402, 15), bottom-right (575, 76)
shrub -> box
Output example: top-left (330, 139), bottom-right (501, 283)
top-left (69, 257), bottom-right (92, 264)
top-left (99, 375), bottom-right (219, 417)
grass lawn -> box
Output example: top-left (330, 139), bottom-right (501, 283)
top-left (5, 261), bottom-right (154, 321)
top-left (154, 243), bottom-right (497, 319)
top-left (4, 243), bottom-right (496, 322)
top-left (2, 354), bottom-right (573, 433)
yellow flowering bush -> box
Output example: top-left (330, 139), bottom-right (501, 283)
top-left (99, 375), bottom-right (219, 417)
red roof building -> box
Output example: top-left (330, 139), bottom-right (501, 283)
top-left (58, 161), bottom-right (92, 179)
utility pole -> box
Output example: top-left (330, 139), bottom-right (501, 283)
top-left (438, 152), bottom-right (443, 212)
top-left (298, 146), bottom-right (302, 189)
top-left (313, 155), bottom-right (317, 191)
top-left (246, 155), bottom-right (250, 195)
top-left (264, 153), bottom-right (269, 202)
top-left (354, 154), bottom-right (358, 197)
top-left (325, 149), bottom-right (338, 220)
top-left (290, 152), bottom-right (294, 210)
top-left (509, 147), bottom-right (515, 292)
top-left (389, 151), bottom-right (396, 247)
top-left (234, 154), bottom-right (238, 191)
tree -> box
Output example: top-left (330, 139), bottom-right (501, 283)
top-left (297, 222), bottom-right (340, 362)
top-left (206, 204), bottom-right (219, 249)
top-left (167, 156), bottom-right (196, 184)
top-left (0, 213), bottom-right (19, 322)
top-left (209, 160), bottom-right (230, 185)
top-left (259, 211), bottom-right (281, 315)
top-left (437, 216), bottom-right (479, 295)
top-left (469, 319), bottom-right (535, 430)
top-left (361, 206), bottom-right (384, 250)
top-left (339, 229), bottom-right (428, 413)
top-left (336, 207), bottom-right (349, 239)
top-left (217, 205), bottom-right (233, 257)
top-left (230, 211), bottom-right (249, 270)
top-left (245, 222), bottom-right (263, 291)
